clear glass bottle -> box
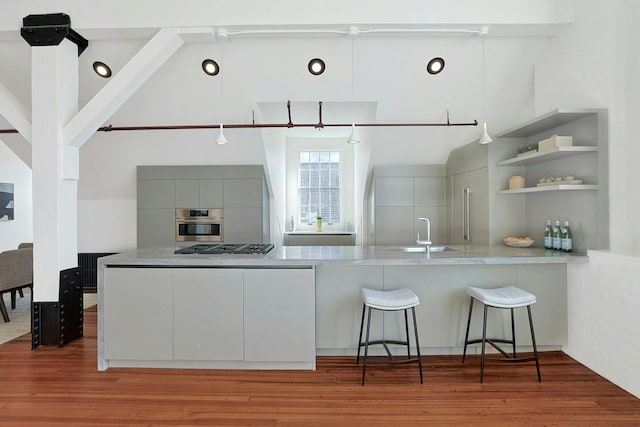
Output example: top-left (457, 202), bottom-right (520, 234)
top-left (552, 220), bottom-right (562, 250)
top-left (561, 220), bottom-right (573, 252)
top-left (544, 219), bottom-right (552, 249)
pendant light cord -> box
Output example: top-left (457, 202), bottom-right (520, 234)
top-left (351, 32), bottom-right (355, 123)
top-left (482, 35), bottom-right (486, 124)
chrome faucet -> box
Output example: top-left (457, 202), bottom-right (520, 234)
top-left (416, 217), bottom-right (432, 249)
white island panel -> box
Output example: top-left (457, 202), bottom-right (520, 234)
top-left (103, 268), bottom-right (173, 360)
top-left (244, 268), bottom-right (315, 364)
top-left (173, 269), bottom-right (244, 361)
top-left (315, 265), bottom-right (383, 354)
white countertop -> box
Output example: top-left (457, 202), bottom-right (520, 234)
top-left (284, 231), bottom-right (355, 235)
top-left (99, 244), bottom-right (588, 267)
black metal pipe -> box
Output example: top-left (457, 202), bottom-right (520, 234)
top-left (1, 120), bottom-right (478, 135)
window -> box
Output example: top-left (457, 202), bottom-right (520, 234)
top-left (298, 151), bottom-right (341, 225)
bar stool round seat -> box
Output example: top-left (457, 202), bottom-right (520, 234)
top-left (357, 288), bottom-right (423, 385)
top-left (466, 286), bottom-right (536, 308)
top-left (462, 286), bottom-right (541, 383)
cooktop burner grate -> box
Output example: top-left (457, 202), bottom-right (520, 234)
top-left (175, 243), bottom-right (274, 255)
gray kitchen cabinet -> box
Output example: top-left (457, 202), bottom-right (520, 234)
top-left (103, 268), bottom-right (173, 360)
top-left (223, 208), bottom-right (262, 243)
top-left (137, 166), bottom-right (270, 248)
top-left (383, 266), bottom-right (453, 347)
top-left (315, 265), bottom-right (383, 353)
top-left (199, 179), bottom-right (224, 208)
top-left (374, 206), bottom-right (415, 245)
top-left (369, 166), bottom-right (447, 246)
top-left (173, 269), bottom-right (244, 361)
top-left (137, 209), bottom-right (175, 248)
top-left (175, 180), bottom-right (199, 208)
top-left (284, 234), bottom-right (310, 246)
top-left (244, 268), bottom-right (315, 362)
top-left (414, 177), bottom-right (445, 207)
top-left (223, 179), bottom-right (262, 208)
top-left (283, 233), bottom-right (356, 246)
top-left (138, 179), bottom-right (175, 208)
top-left (313, 263), bottom-right (567, 355)
top-left (375, 177), bottom-right (414, 207)
top-left (450, 168), bottom-right (489, 245)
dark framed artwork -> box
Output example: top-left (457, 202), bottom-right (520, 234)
top-left (0, 183), bottom-right (14, 220)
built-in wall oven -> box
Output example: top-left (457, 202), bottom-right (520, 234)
top-left (175, 208), bottom-right (223, 242)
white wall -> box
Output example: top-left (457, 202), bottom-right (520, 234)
top-left (567, 252), bottom-right (640, 398)
top-left (77, 128), bottom-right (267, 252)
top-left (0, 139), bottom-right (32, 251)
top-left (534, 0), bottom-right (639, 252)
top-left (535, 0), bottom-right (640, 398)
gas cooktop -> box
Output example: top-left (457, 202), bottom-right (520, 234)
top-left (175, 243), bottom-right (274, 255)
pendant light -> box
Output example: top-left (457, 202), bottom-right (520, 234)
top-left (216, 123), bottom-right (228, 145)
top-left (347, 27), bottom-right (360, 144)
top-left (347, 123), bottom-right (360, 144)
top-left (478, 27), bottom-right (492, 145)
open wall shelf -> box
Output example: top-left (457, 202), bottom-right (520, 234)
top-left (497, 146), bottom-right (598, 166)
top-left (497, 184), bottom-right (599, 194)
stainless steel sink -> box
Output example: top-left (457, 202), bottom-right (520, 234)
top-left (400, 245), bottom-right (458, 253)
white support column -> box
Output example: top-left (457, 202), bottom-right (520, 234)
top-left (31, 39), bottom-right (79, 302)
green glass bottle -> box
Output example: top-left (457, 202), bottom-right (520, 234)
top-left (561, 220), bottom-right (573, 252)
top-left (544, 219), bottom-right (552, 249)
top-left (552, 220), bottom-right (562, 250)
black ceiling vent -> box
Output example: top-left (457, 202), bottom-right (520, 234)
top-left (21, 13), bottom-right (88, 56)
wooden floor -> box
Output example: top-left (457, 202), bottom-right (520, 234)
top-left (1, 308), bottom-right (639, 426)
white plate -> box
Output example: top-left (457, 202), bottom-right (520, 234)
top-left (503, 238), bottom-right (535, 248)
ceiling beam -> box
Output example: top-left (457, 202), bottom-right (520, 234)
top-left (0, 80), bottom-right (31, 143)
top-left (63, 27), bottom-right (197, 148)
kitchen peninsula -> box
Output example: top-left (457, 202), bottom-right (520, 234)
top-left (97, 245), bottom-right (585, 371)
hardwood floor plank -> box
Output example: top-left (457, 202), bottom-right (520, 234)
top-left (0, 306), bottom-right (639, 426)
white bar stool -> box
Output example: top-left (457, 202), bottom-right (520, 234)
top-left (356, 288), bottom-right (423, 385)
top-left (462, 286), bottom-right (541, 382)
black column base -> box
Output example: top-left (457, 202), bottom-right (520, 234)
top-left (31, 267), bottom-right (83, 349)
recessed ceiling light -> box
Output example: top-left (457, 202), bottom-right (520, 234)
top-left (426, 57), bottom-right (445, 75)
top-left (308, 58), bottom-right (326, 75)
top-left (202, 59), bottom-right (220, 76)
top-left (92, 61), bottom-right (112, 78)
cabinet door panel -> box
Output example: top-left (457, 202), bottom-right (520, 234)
top-left (224, 208), bottom-right (262, 243)
top-left (137, 209), bottom-right (175, 248)
top-left (451, 168), bottom-right (488, 245)
top-left (199, 180), bottom-right (224, 208)
top-left (224, 179), bottom-right (262, 208)
top-left (103, 268), bottom-right (173, 360)
top-left (375, 177), bottom-right (414, 207)
top-left (175, 180), bottom-right (199, 208)
top-left (244, 269), bottom-right (315, 362)
top-left (138, 180), bottom-right (175, 208)
top-left (173, 269), bottom-right (244, 361)
top-left (374, 207), bottom-right (415, 245)
top-left (315, 265), bottom-right (383, 350)
top-left (414, 177), bottom-right (445, 207)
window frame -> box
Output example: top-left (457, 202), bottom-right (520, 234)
top-left (297, 150), bottom-right (342, 226)
top-left (285, 137), bottom-right (354, 232)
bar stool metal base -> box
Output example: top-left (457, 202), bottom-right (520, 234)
top-left (356, 303), bottom-right (423, 385)
top-left (462, 293), bottom-right (541, 383)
